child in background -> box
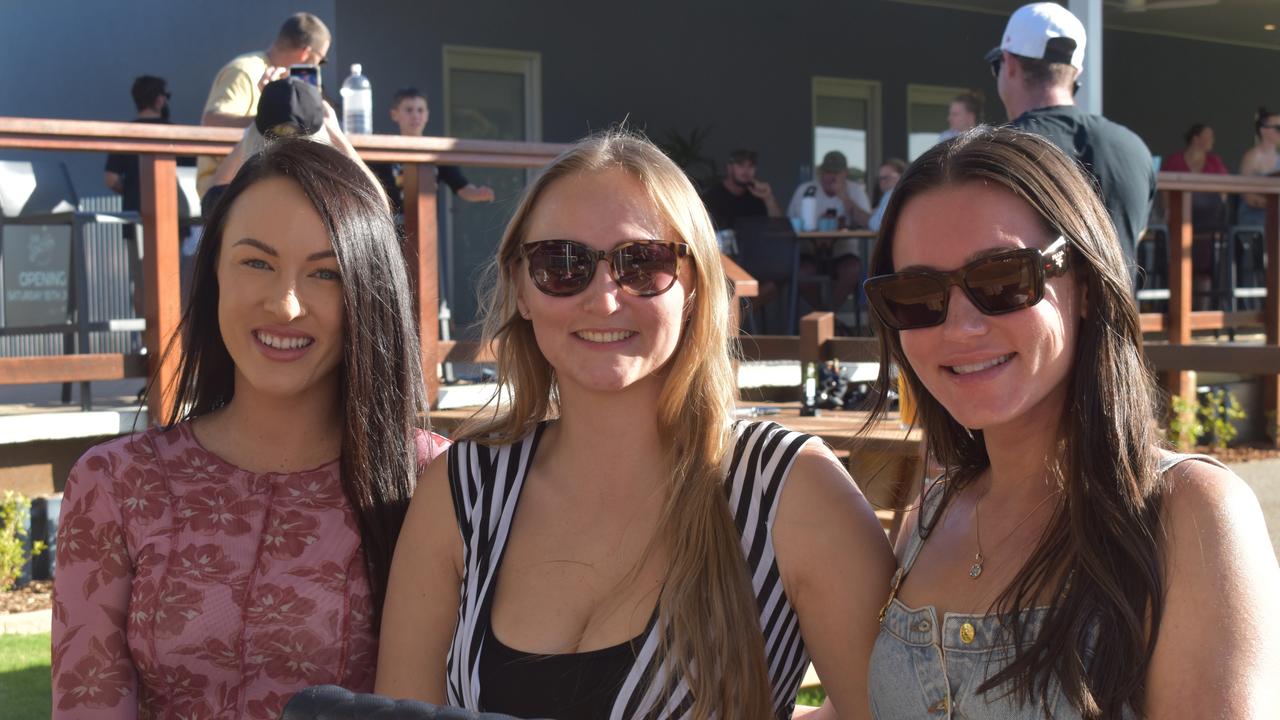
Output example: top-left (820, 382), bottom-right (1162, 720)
top-left (372, 87), bottom-right (495, 219)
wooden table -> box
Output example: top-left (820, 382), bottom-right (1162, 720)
top-left (428, 401), bottom-right (923, 535)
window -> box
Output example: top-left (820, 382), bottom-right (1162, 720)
top-left (812, 77), bottom-right (880, 190)
top-left (907, 84), bottom-right (967, 161)
top-left (441, 46), bottom-right (541, 332)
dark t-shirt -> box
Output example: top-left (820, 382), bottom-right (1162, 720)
top-left (103, 118), bottom-right (196, 212)
top-left (701, 182), bottom-right (768, 231)
top-left (1010, 105), bottom-right (1155, 278)
top-left (370, 162), bottom-right (469, 217)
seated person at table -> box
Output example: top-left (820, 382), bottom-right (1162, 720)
top-left (375, 129), bottom-right (894, 719)
top-left (370, 87), bottom-right (495, 220)
top-left (700, 147), bottom-right (781, 231)
top-left (52, 139), bottom-right (449, 719)
top-left (1237, 106), bottom-right (1280, 227)
top-left (868, 158), bottom-right (906, 232)
top-left (861, 126), bottom-right (1277, 718)
top-left (788, 151), bottom-right (873, 316)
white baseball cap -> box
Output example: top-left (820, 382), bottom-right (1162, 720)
top-left (985, 2), bottom-right (1087, 71)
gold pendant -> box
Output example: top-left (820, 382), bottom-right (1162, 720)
top-left (969, 553), bottom-right (983, 579)
top-left (960, 622), bottom-right (976, 644)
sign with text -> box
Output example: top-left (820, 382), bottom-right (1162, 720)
top-left (3, 225), bottom-right (72, 327)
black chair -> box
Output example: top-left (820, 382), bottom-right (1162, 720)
top-left (280, 685), bottom-right (528, 720)
top-left (732, 216), bottom-right (802, 334)
top-left (1135, 225), bottom-right (1168, 311)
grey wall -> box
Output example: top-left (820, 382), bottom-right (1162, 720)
top-left (2, 0), bottom-right (1273, 196)
top-left (0, 0), bottom-right (337, 196)
top-left (335, 0), bottom-right (1273, 191)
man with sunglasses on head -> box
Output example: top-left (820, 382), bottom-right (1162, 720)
top-left (196, 12), bottom-right (331, 194)
top-left (989, 3), bottom-right (1154, 286)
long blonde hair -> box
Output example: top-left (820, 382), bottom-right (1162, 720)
top-left (458, 129), bottom-right (773, 718)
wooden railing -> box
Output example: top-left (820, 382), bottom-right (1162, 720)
top-left (0, 117), bottom-right (761, 425)
top-left (1145, 172), bottom-right (1279, 441)
top-left (0, 117), bottom-right (567, 422)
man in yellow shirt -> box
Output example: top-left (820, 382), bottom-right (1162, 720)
top-left (196, 12), bottom-right (331, 193)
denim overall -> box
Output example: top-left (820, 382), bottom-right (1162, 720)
top-left (867, 454), bottom-right (1223, 718)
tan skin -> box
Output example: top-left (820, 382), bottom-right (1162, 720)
top-left (377, 169), bottom-right (894, 718)
top-left (1240, 114), bottom-right (1280, 212)
top-left (190, 176), bottom-right (347, 473)
top-left (887, 182), bottom-right (1279, 716)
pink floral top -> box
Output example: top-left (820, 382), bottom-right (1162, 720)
top-left (52, 423), bottom-right (449, 719)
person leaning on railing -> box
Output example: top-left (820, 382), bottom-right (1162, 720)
top-left (375, 129), bottom-right (895, 719)
top-left (51, 139), bottom-right (448, 719)
top-left (857, 126), bottom-right (1278, 718)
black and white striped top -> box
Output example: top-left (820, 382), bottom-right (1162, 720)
top-left (444, 420), bottom-right (817, 719)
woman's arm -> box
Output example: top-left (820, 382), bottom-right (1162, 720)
top-left (51, 451), bottom-right (139, 718)
top-left (773, 442), bottom-right (897, 720)
top-left (1146, 460), bottom-right (1280, 717)
top-left (375, 455), bottom-right (465, 703)
top-left (1239, 147), bottom-right (1268, 209)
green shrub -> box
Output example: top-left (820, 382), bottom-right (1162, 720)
top-left (0, 492), bottom-right (46, 592)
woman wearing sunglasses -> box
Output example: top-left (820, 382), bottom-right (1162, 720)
top-left (53, 140), bottom-right (448, 719)
top-left (861, 127), bottom-right (1278, 718)
top-left (376, 130), bottom-right (894, 719)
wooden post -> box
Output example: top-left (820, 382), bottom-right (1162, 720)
top-left (799, 311), bottom-right (834, 364)
top-left (402, 163), bottom-right (441, 407)
top-left (1164, 189), bottom-right (1196, 447)
top-left (139, 155), bottom-right (181, 426)
top-left (1265, 193), bottom-right (1280, 445)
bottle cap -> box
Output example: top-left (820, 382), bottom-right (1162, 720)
top-left (351, 63), bottom-right (362, 75)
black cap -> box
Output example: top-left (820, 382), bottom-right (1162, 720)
top-left (255, 78), bottom-right (324, 139)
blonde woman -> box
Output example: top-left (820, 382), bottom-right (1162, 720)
top-left (376, 130), bottom-right (894, 719)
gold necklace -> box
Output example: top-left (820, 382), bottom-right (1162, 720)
top-left (970, 485), bottom-right (1060, 580)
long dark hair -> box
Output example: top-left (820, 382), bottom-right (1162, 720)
top-left (1255, 106), bottom-right (1275, 139)
top-left (864, 126), bottom-right (1164, 718)
top-left (156, 138), bottom-right (427, 626)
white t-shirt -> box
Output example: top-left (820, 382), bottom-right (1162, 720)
top-left (787, 179), bottom-right (871, 226)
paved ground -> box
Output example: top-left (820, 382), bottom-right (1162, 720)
top-left (1231, 458), bottom-right (1280, 557)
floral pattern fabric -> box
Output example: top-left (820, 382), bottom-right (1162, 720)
top-left (52, 423), bottom-right (449, 719)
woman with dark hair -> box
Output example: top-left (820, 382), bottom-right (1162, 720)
top-left (862, 127), bottom-right (1277, 718)
top-left (376, 129), bottom-right (894, 719)
top-left (1161, 123), bottom-right (1228, 302)
top-left (52, 139), bottom-right (448, 719)
top-left (1239, 107), bottom-right (1280, 227)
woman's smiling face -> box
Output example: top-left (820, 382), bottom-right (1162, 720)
top-left (216, 176), bottom-right (345, 402)
top-left (515, 168), bottom-right (692, 398)
top-left (892, 181), bottom-right (1083, 433)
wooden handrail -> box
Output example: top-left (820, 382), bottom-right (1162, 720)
top-left (0, 117), bottom-right (761, 421)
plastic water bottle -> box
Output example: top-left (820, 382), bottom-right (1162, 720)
top-left (340, 63), bottom-right (372, 134)
top-left (800, 185), bottom-right (818, 232)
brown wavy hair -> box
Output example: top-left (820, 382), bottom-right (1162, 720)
top-left (863, 126), bottom-right (1165, 718)
top-left (457, 129), bottom-right (773, 719)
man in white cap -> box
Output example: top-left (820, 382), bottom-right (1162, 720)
top-left (988, 2), bottom-right (1154, 283)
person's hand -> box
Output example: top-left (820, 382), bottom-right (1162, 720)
top-left (458, 184), bottom-right (496, 203)
top-left (257, 65), bottom-right (288, 92)
top-left (748, 180), bottom-right (774, 201)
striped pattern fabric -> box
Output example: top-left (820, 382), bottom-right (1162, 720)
top-left (445, 421), bottom-right (817, 719)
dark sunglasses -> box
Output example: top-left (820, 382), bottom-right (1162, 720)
top-left (865, 237), bottom-right (1070, 330)
top-left (989, 56), bottom-right (1003, 78)
top-left (1261, 123), bottom-right (1280, 131)
top-left (521, 239), bottom-right (690, 297)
